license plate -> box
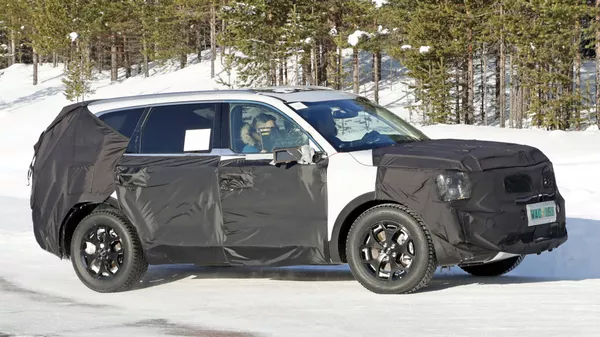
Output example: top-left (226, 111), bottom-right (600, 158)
top-left (526, 201), bottom-right (557, 227)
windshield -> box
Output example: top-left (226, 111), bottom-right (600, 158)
top-left (290, 97), bottom-right (429, 152)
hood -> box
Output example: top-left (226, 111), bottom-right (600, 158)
top-left (366, 139), bottom-right (550, 172)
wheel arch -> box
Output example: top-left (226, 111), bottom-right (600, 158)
top-left (59, 196), bottom-right (121, 258)
top-left (329, 192), bottom-right (405, 263)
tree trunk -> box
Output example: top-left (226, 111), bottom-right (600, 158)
top-left (98, 38), bottom-right (103, 74)
top-left (302, 47), bottom-right (311, 85)
top-left (481, 46), bottom-right (487, 125)
top-left (180, 52), bottom-right (187, 70)
top-left (498, 3), bottom-right (506, 127)
top-left (196, 24), bottom-right (202, 61)
top-left (124, 35), bottom-right (132, 78)
top-left (221, 0), bottom-right (225, 65)
top-left (53, 52), bottom-right (58, 68)
top-left (210, 1), bottom-right (217, 78)
top-left (9, 30), bottom-right (16, 66)
top-left (141, 36), bottom-right (150, 78)
top-left (374, 50), bottom-right (381, 104)
top-left (517, 82), bottom-right (524, 129)
top-left (111, 34), bottom-right (118, 82)
top-left (596, 0), bottom-right (600, 128)
top-left (295, 51), bottom-right (300, 85)
top-left (466, 44), bottom-right (474, 124)
top-left (180, 24), bottom-right (187, 69)
top-left (377, 52), bottom-right (382, 84)
top-left (279, 62), bottom-right (284, 86)
top-left (32, 47), bottom-right (38, 86)
top-left (466, 6), bottom-right (475, 124)
top-left (565, 66), bottom-right (573, 130)
top-left (284, 60), bottom-right (288, 85)
top-left (312, 43), bottom-right (318, 86)
top-left (456, 63), bottom-right (461, 124)
top-left (499, 41), bottom-right (506, 128)
top-left (320, 41), bottom-right (329, 86)
top-left (461, 61), bottom-right (468, 123)
top-left (509, 56), bottom-right (514, 128)
top-left (575, 23), bottom-right (581, 130)
top-left (337, 46), bottom-right (342, 90)
top-left (353, 47), bottom-right (359, 94)
top-left (85, 42), bottom-right (92, 77)
top-left (495, 52), bottom-right (500, 120)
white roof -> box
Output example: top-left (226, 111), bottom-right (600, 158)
top-left (87, 87), bottom-right (359, 115)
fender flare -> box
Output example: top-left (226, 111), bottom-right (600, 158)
top-left (57, 195), bottom-right (121, 257)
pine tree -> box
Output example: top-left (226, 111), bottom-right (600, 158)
top-left (220, 0), bottom-right (297, 86)
top-left (62, 38), bottom-right (94, 102)
top-left (1, 0), bottom-right (28, 66)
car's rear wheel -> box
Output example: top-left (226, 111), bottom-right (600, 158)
top-left (70, 207), bottom-right (148, 292)
top-left (460, 255), bottom-right (524, 277)
top-left (346, 204), bottom-right (437, 294)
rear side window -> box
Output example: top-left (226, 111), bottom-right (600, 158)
top-left (98, 108), bottom-right (145, 139)
top-left (140, 103), bottom-right (217, 154)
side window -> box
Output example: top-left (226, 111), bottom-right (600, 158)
top-left (98, 108), bottom-right (145, 139)
top-left (140, 103), bottom-right (217, 154)
top-left (229, 103), bottom-right (309, 154)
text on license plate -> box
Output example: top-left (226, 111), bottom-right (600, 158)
top-left (526, 201), bottom-right (557, 227)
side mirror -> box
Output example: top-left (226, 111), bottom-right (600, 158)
top-left (273, 145), bottom-right (314, 165)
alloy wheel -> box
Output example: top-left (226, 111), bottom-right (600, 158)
top-left (80, 225), bottom-right (125, 278)
top-left (359, 221), bottom-right (416, 282)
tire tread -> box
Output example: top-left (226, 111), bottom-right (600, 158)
top-left (75, 207), bottom-right (148, 293)
top-left (346, 203), bottom-right (437, 294)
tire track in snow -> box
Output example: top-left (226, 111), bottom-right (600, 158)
top-left (0, 277), bottom-right (261, 337)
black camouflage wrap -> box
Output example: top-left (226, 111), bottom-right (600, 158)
top-left (218, 158), bottom-right (328, 266)
top-left (29, 102), bottom-right (130, 257)
top-left (31, 102), bottom-right (329, 266)
top-left (373, 139), bottom-right (567, 266)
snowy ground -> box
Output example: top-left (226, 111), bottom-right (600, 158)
top-left (1, 54), bottom-right (600, 336)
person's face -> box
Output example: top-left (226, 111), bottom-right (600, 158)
top-left (254, 120), bottom-right (276, 140)
top-left (258, 120), bottom-right (276, 130)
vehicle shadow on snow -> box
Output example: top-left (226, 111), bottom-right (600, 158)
top-left (135, 264), bottom-right (356, 290)
top-left (134, 265), bottom-right (573, 293)
top-left (134, 216), bottom-right (600, 292)
top-left (421, 274), bottom-right (563, 293)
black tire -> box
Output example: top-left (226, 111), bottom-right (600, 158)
top-left (346, 204), bottom-right (437, 294)
top-left (70, 207), bottom-right (148, 293)
top-left (460, 255), bottom-right (524, 277)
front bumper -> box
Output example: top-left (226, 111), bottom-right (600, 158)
top-left (428, 162), bottom-right (568, 266)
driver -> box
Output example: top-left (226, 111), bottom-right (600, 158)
top-left (298, 106), bottom-right (343, 148)
top-left (240, 113), bottom-right (278, 153)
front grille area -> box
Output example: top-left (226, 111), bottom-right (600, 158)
top-left (503, 167), bottom-right (556, 195)
top-left (504, 174), bottom-right (533, 193)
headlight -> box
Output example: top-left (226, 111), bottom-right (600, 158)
top-left (435, 171), bottom-right (472, 201)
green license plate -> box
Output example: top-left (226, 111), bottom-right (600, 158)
top-left (526, 201), bottom-right (557, 227)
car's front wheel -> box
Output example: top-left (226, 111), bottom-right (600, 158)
top-left (70, 207), bottom-right (148, 292)
top-left (460, 255), bottom-right (524, 277)
top-left (346, 204), bottom-right (437, 294)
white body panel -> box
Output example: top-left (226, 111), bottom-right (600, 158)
top-left (326, 151), bottom-right (377, 240)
